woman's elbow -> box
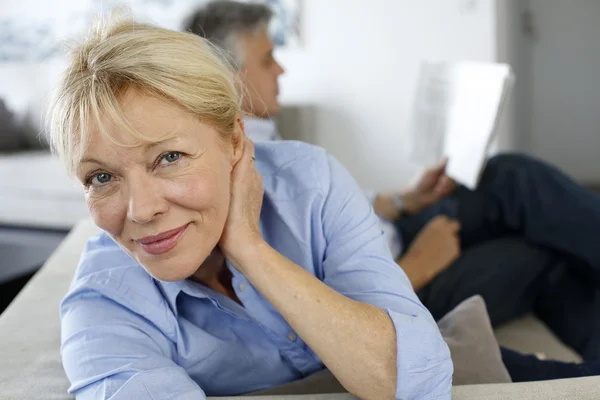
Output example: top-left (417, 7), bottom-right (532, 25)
top-left (341, 356), bottom-right (397, 400)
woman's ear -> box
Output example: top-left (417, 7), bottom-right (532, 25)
top-left (231, 117), bottom-right (245, 165)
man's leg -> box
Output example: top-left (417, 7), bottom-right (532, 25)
top-left (534, 257), bottom-right (600, 360)
top-left (478, 154), bottom-right (600, 271)
top-left (501, 347), bottom-right (600, 382)
top-left (396, 154), bottom-right (600, 358)
top-left (395, 175), bottom-right (506, 249)
top-left (398, 153), bottom-right (600, 271)
top-left (417, 235), bottom-right (600, 360)
top-left (463, 154), bottom-right (600, 271)
top-left (416, 236), bottom-right (557, 326)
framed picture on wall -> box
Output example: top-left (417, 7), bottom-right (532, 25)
top-left (260, 0), bottom-right (301, 48)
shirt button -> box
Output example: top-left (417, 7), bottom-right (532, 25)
top-left (238, 282), bottom-right (247, 292)
top-left (287, 332), bottom-right (297, 342)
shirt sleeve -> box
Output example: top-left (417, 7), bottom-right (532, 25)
top-left (361, 190), bottom-right (404, 258)
top-left (362, 188), bottom-right (377, 204)
top-left (60, 287), bottom-right (205, 400)
top-left (319, 155), bottom-right (453, 400)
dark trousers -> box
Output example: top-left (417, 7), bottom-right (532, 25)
top-left (395, 154), bottom-right (600, 361)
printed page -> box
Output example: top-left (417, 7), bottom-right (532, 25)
top-left (408, 64), bottom-right (454, 167)
top-left (408, 62), bottom-right (513, 189)
top-left (443, 63), bottom-right (513, 189)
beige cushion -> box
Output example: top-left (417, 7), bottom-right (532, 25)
top-left (438, 295), bottom-right (512, 385)
top-left (452, 376), bottom-right (600, 400)
top-left (495, 315), bottom-right (582, 363)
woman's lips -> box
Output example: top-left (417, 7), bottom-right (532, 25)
top-left (137, 224), bottom-right (189, 255)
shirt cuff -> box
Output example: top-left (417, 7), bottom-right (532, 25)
top-left (385, 308), bottom-right (453, 400)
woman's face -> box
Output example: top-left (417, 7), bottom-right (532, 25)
top-left (76, 89), bottom-right (241, 281)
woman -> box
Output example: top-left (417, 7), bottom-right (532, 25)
top-left (51, 16), bottom-right (452, 400)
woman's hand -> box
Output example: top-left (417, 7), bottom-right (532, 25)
top-left (398, 215), bottom-right (461, 291)
top-left (219, 136), bottom-right (265, 268)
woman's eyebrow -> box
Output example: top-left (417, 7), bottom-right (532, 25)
top-left (142, 136), bottom-right (182, 154)
top-left (79, 157), bottom-right (104, 166)
top-left (78, 136), bottom-right (185, 171)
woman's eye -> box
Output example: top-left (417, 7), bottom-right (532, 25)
top-left (89, 173), bottom-right (112, 186)
top-left (160, 151), bottom-right (182, 165)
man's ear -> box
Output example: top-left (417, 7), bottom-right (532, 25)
top-left (231, 117), bottom-right (245, 165)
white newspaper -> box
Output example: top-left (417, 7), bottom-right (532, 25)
top-left (408, 62), bottom-right (514, 189)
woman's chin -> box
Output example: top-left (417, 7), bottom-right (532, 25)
top-left (144, 262), bottom-right (201, 282)
top-left (140, 252), bottom-right (213, 282)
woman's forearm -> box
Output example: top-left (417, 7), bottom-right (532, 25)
top-left (229, 240), bottom-right (397, 400)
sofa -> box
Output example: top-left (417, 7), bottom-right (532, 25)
top-left (0, 151), bottom-right (88, 230)
top-left (0, 219), bottom-right (598, 399)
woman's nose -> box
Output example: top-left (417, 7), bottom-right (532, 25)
top-left (127, 178), bottom-right (167, 224)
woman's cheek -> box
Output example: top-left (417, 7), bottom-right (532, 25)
top-left (87, 194), bottom-right (126, 235)
top-left (168, 168), bottom-right (228, 211)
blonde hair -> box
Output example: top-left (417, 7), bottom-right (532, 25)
top-left (48, 12), bottom-right (241, 176)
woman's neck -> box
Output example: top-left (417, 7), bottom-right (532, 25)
top-left (190, 248), bottom-right (241, 304)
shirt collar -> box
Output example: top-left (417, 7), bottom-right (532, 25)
top-left (156, 259), bottom-right (243, 314)
top-left (243, 117), bottom-right (281, 143)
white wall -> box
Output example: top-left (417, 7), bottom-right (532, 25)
top-left (496, 0), bottom-right (534, 154)
top-left (494, 0), bottom-right (516, 152)
top-left (276, 0), bottom-right (501, 190)
top-left (494, 0), bottom-right (600, 184)
top-left (525, 0), bottom-right (600, 184)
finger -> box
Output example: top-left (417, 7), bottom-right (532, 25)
top-left (448, 220), bottom-right (461, 233)
top-left (244, 137), bottom-right (255, 160)
top-left (434, 216), bottom-right (459, 231)
top-left (437, 157), bottom-right (449, 171)
top-left (434, 175), bottom-right (456, 197)
top-left (453, 238), bottom-right (462, 256)
top-left (442, 175), bottom-right (457, 192)
top-left (428, 157), bottom-right (448, 176)
top-left (241, 138), bottom-right (258, 172)
top-left (231, 139), bottom-right (256, 187)
top-left (428, 215), bottom-right (447, 227)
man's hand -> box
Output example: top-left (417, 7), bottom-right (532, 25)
top-left (398, 215), bottom-right (461, 291)
top-left (373, 193), bottom-right (402, 221)
top-left (401, 159), bottom-right (457, 215)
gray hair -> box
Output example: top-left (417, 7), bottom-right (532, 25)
top-left (184, 1), bottom-right (273, 68)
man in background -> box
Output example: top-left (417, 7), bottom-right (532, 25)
top-left (186, 0), bottom-right (600, 361)
top-left (185, 1), bottom-right (285, 142)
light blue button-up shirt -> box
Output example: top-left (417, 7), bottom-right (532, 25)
top-left (244, 117), bottom-right (404, 258)
top-left (60, 141), bottom-right (452, 400)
